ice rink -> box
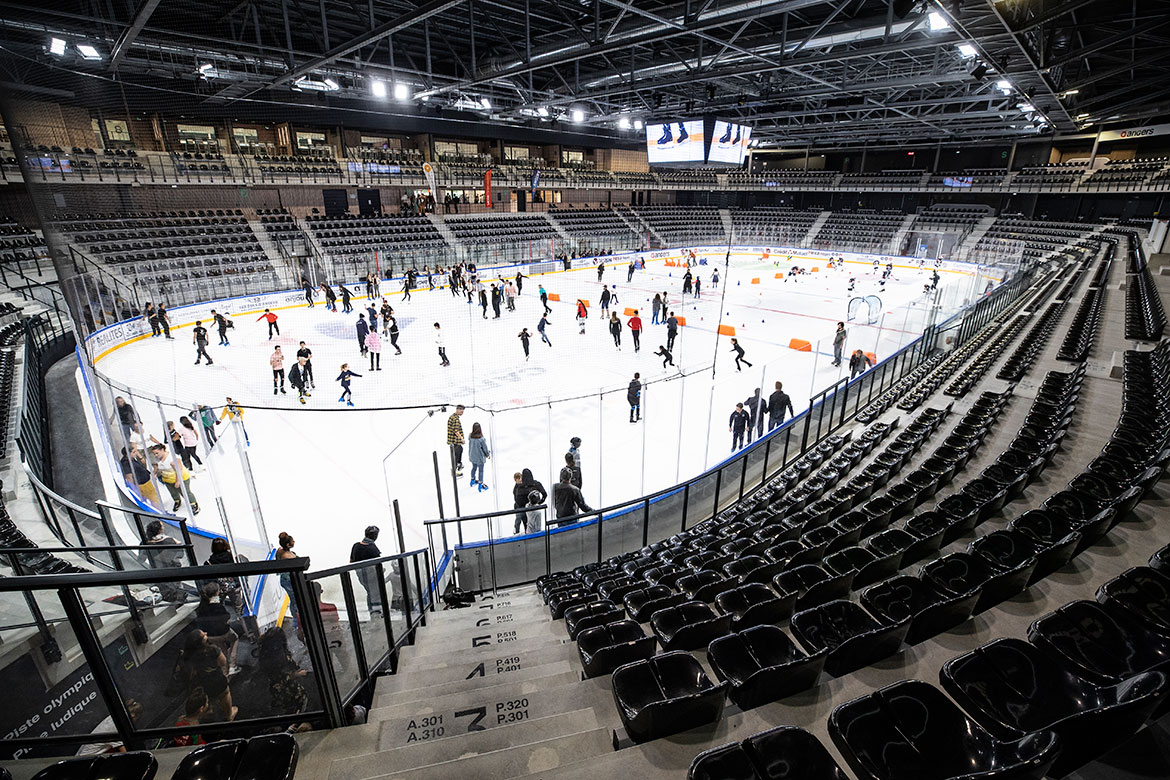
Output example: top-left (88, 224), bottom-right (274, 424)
top-left (87, 249), bottom-right (987, 567)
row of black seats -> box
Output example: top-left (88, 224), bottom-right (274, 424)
top-left (996, 300), bottom-right (1065, 381)
top-left (945, 314), bottom-right (1030, 397)
top-left (1, 500), bottom-right (90, 575)
top-left (1058, 248), bottom-right (1111, 362)
top-left (1124, 237), bottom-right (1166, 341)
top-left (9, 733), bottom-right (296, 780)
top-left (855, 353), bottom-right (945, 423)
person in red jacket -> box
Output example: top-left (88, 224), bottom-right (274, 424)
top-left (256, 309), bottom-right (280, 340)
top-left (628, 309), bottom-right (643, 352)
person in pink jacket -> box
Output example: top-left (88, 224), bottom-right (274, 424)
top-left (365, 330), bottom-right (382, 371)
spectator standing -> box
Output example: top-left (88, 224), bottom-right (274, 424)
top-left (115, 396), bottom-right (143, 443)
top-left (832, 322), bottom-right (847, 367)
top-left (850, 349), bottom-right (873, 379)
top-left (513, 469), bottom-right (547, 534)
top-left (553, 472), bottom-right (592, 525)
top-left (349, 526), bottom-right (383, 614)
top-left (729, 403), bottom-right (751, 450)
top-left (744, 388), bottom-right (764, 442)
top-left (767, 381), bottom-right (795, 431)
top-left (447, 405), bottom-right (466, 476)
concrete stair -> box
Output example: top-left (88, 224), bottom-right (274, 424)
top-left (425, 214), bottom-right (462, 252)
top-left (889, 212), bottom-right (918, 255)
top-left (801, 210), bottom-right (832, 247)
top-left (719, 208), bottom-right (733, 239)
top-left (542, 213), bottom-right (574, 244)
top-left (956, 214), bottom-right (998, 261)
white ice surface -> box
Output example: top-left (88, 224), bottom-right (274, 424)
top-left (90, 252), bottom-right (982, 567)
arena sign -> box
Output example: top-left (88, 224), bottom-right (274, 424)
top-left (1098, 122), bottom-right (1170, 142)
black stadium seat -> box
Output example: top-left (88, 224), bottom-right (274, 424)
top-left (611, 651), bottom-right (728, 743)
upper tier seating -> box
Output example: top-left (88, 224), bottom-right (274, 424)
top-left (812, 211), bottom-right (904, 253)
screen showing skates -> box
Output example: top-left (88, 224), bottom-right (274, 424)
top-left (646, 119), bottom-right (705, 163)
top-left (707, 121), bottom-right (751, 164)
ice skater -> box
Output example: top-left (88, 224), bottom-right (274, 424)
top-left (366, 329), bottom-right (382, 370)
top-left (468, 423), bottom-right (491, 491)
top-left (380, 299), bottom-right (394, 335)
top-left (729, 403), bottom-right (750, 450)
top-left (192, 321), bottom-right (213, 366)
top-left (682, 270), bottom-right (693, 296)
top-left (654, 345), bottom-right (674, 368)
top-left (599, 286), bottom-right (611, 318)
top-left (651, 293), bottom-right (662, 325)
top-left (289, 357), bottom-right (311, 404)
top-left (505, 280), bottom-right (517, 311)
top-left (434, 323), bottom-right (450, 366)
top-left (220, 397), bottom-right (248, 446)
top-left (832, 322), bottom-right (846, 367)
top-left (627, 261), bottom-right (635, 282)
top-left (303, 278), bottom-right (315, 307)
top-left (478, 286), bottom-right (488, 319)
top-left (538, 314), bottom-right (552, 347)
top-left (576, 300), bottom-right (588, 334)
top-left (767, 381), bottom-right (795, 431)
top-left (539, 285), bottom-right (551, 316)
top-left (730, 338), bottom-right (752, 371)
top-left (336, 364), bottom-right (362, 406)
top-left (321, 283), bottom-right (337, 311)
top-left (366, 303), bottom-right (378, 332)
top-left (402, 275), bottom-right (412, 302)
top-left (518, 328), bottom-right (531, 360)
top-left (666, 312), bottom-right (678, 351)
top-left (447, 405), bottom-right (465, 476)
top-left (628, 373), bottom-right (641, 423)
top-left (211, 309), bottom-right (231, 346)
top-left (270, 346), bottom-right (286, 395)
top-left (628, 309), bottom-right (643, 352)
top-left (156, 304), bottom-right (173, 339)
top-left (257, 308), bottom-right (279, 339)
top-left (515, 269), bottom-right (525, 296)
top-left (491, 285), bottom-right (502, 319)
top-left (387, 315), bottom-right (402, 354)
top-left (596, 260), bottom-right (605, 282)
top-left (711, 268), bottom-right (719, 289)
top-left (340, 284), bottom-right (353, 313)
top-left (296, 342), bottom-right (315, 388)
top-left (144, 302), bottom-right (161, 337)
top-left (848, 277), bottom-right (856, 293)
top-left (609, 313), bottom-right (622, 349)
top-left (850, 349), bottom-right (873, 379)
top-left (356, 314), bottom-right (370, 356)
top-left (694, 277), bottom-right (701, 298)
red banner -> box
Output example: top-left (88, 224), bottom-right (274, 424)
top-left (485, 169), bottom-right (492, 208)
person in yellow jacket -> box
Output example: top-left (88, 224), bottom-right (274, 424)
top-left (219, 396), bottom-right (249, 446)
top-left (149, 444), bottom-right (200, 514)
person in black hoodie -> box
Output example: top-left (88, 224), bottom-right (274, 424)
top-left (744, 388), bottom-right (764, 442)
top-left (553, 472), bottom-right (592, 525)
top-left (512, 469), bottom-right (546, 534)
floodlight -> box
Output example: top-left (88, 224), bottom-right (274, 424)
top-left (481, 97), bottom-right (491, 109)
top-left (633, 119), bottom-right (643, 130)
top-left (76, 43), bottom-right (101, 61)
top-left (618, 117), bottom-right (630, 129)
top-left (957, 43), bottom-right (977, 58)
top-left (996, 79), bottom-right (1013, 94)
top-left (394, 82), bottom-right (410, 101)
top-left (928, 12), bottom-right (950, 31)
top-left (323, 78), bottom-right (339, 91)
top-left (49, 38), bottom-right (66, 57)
top-left (371, 80), bottom-right (387, 98)
top-left (537, 106), bottom-right (549, 117)
top-left (571, 108), bottom-right (585, 123)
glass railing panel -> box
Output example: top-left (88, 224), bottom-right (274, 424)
top-left (684, 471), bottom-right (718, 530)
top-left (717, 456), bottom-right (746, 513)
top-left (307, 572), bottom-right (362, 700)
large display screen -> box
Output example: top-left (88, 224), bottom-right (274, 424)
top-left (645, 119), bottom-right (705, 163)
top-left (707, 121), bottom-right (751, 164)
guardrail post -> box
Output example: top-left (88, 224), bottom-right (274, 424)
top-left (375, 562), bottom-right (395, 661)
top-left (641, 498), bottom-right (650, 548)
top-left (339, 572), bottom-right (370, 683)
top-left (289, 568), bottom-right (345, 728)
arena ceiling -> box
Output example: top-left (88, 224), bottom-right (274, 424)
top-left (1, 0), bottom-right (1169, 148)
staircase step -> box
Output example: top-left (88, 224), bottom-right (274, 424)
top-left (378, 652), bottom-right (578, 695)
top-left (414, 614), bottom-right (568, 647)
top-left (365, 727), bottom-right (613, 780)
top-left (422, 602), bottom-right (549, 631)
top-left (376, 660), bottom-right (576, 707)
top-left (398, 630), bottom-right (567, 664)
top-left (371, 676), bottom-right (615, 751)
top-left (330, 709), bottom-right (601, 780)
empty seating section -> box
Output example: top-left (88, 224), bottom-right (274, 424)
top-left (906, 205), bottom-right (987, 246)
top-left (656, 170), bottom-right (718, 187)
top-left (1012, 162), bottom-right (1087, 187)
top-left (729, 207), bottom-right (820, 245)
top-left (971, 215), bottom-right (1097, 264)
top-left (444, 213), bottom-right (557, 246)
top-left (1120, 231), bottom-right (1166, 341)
top-left (256, 208), bottom-right (310, 251)
top-left (55, 210), bottom-right (275, 295)
top-left (728, 169), bottom-right (838, 188)
top-left (0, 217), bottom-right (47, 269)
top-left (811, 211), bottom-right (903, 253)
top-left (838, 169), bottom-right (925, 188)
top-left (1084, 157), bottom-right (1169, 188)
top-left (1058, 244), bottom-right (1111, 361)
top-left (612, 171), bottom-right (659, 187)
top-left (925, 168), bottom-right (1010, 187)
top-left (303, 213), bottom-right (446, 255)
top-left (548, 208), bottom-right (640, 243)
top-left (627, 206), bottom-right (724, 244)
top-left (251, 150), bottom-right (341, 177)
top-left (170, 150), bottom-right (229, 174)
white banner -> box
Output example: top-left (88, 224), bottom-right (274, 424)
top-left (1098, 122), bottom-right (1170, 143)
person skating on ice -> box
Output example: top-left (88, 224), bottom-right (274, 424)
top-left (628, 373), bottom-right (642, 423)
top-left (694, 277), bottom-right (701, 298)
top-left (609, 313), bottom-right (622, 349)
top-left (599, 285), bottom-right (611, 318)
top-left (491, 284), bottom-right (502, 319)
top-left (220, 397), bottom-right (248, 446)
top-left (366, 303), bottom-right (378, 332)
top-left (468, 422), bottom-right (491, 491)
top-left (576, 299), bottom-right (588, 334)
top-left (402, 275), bottom-right (412, 302)
top-left (729, 403), bottom-right (750, 451)
top-left (296, 341), bottom-right (315, 388)
top-left (596, 260), bottom-right (605, 282)
top-left (767, 381), bottom-right (794, 431)
top-left (256, 309), bottom-right (279, 339)
top-left (157, 304), bottom-right (173, 339)
top-left (478, 286), bottom-right (488, 319)
top-left (682, 269), bottom-right (693, 297)
top-left (193, 321), bottom-right (213, 366)
top-left (387, 315), bottom-right (402, 355)
top-left (538, 314), bottom-right (552, 347)
top-left (539, 284), bottom-right (551, 316)
top-left (379, 299), bottom-right (394, 335)
top-left (848, 276), bottom-right (856, 293)
top-left (849, 349), bottom-right (873, 379)
top-left (270, 346), bottom-right (286, 395)
top-left (340, 283), bottom-right (353, 313)
top-left (302, 278), bottom-right (315, 307)
top-left (832, 322), bottom-right (846, 367)
top-left (321, 283), bottom-right (337, 312)
top-left (730, 337), bottom-right (752, 371)
top-left (289, 357), bottom-right (311, 404)
top-left (666, 311), bottom-right (679, 351)
top-left (744, 387), bottom-right (764, 442)
top-left (144, 302), bottom-right (161, 337)
top-left (336, 364), bottom-right (362, 406)
top-left (518, 328), bottom-right (532, 360)
top-left (651, 293), bottom-right (662, 325)
top-left (356, 314), bottom-right (370, 357)
top-left (211, 309), bottom-right (231, 346)
top-left (505, 280), bottom-right (517, 311)
top-left (434, 323), bottom-right (450, 366)
top-left (366, 329), bottom-right (382, 371)
top-left (628, 309), bottom-right (643, 352)
top-left (447, 405), bottom-right (465, 476)
top-left (515, 269), bottom-right (525, 296)
top-left (654, 345), bottom-right (674, 369)
top-left (711, 268), bottom-right (720, 289)
top-left (627, 261), bottom-right (635, 283)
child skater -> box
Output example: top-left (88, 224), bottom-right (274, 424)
top-left (336, 363), bottom-right (363, 406)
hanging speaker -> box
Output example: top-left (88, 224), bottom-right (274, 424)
top-left (893, 0), bottom-right (917, 18)
top-left (971, 63), bottom-right (988, 81)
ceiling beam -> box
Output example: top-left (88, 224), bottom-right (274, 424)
top-left (108, 0), bottom-right (164, 72)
